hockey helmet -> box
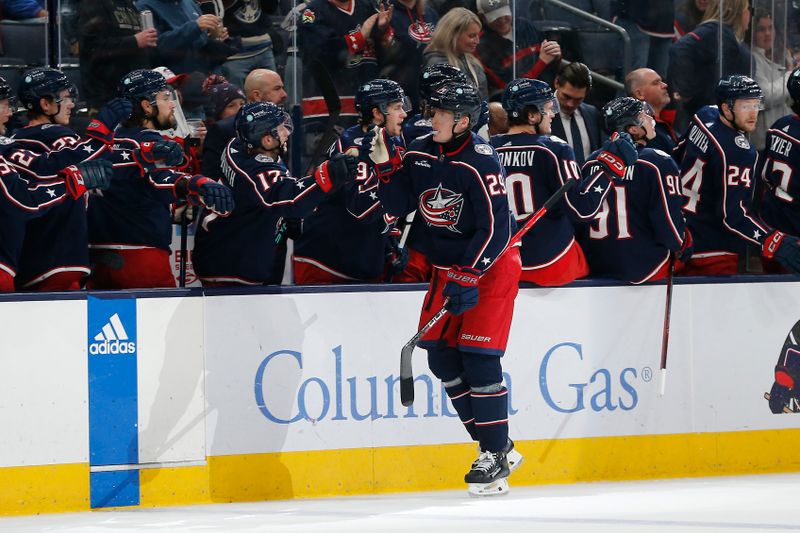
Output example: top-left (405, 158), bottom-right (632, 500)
top-left (715, 75), bottom-right (763, 108)
top-left (427, 81), bottom-right (482, 126)
top-left (418, 63), bottom-right (469, 103)
top-left (502, 78), bottom-right (559, 119)
top-left (788, 68), bottom-right (800, 103)
top-left (19, 67), bottom-right (77, 113)
top-left (118, 69), bottom-right (171, 104)
top-left (355, 79), bottom-right (411, 121)
top-left (235, 101), bottom-right (293, 149)
top-left (601, 96), bottom-right (653, 134)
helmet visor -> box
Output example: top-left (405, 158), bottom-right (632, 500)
top-left (280, 111), bottom-right (294, 136)
top-left (537, 97), bottom-right (559, 118)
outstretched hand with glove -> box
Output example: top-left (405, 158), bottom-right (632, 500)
top-left (442, 265), bottom-right (481, 315)
top-left (60, 159), bottom-right (114, 199)
top-left (140, 140), bottom-right (185, 167)
top-left (358, 125), bottom-right (403, 181)
top-left (183, 175), bottom-right (234, 215)
top-left (314, 152), bottom-right (359, 193)
top-left (763, 230), bottom-right (800, 273)
top-left (595, 132), bottom-right (637, 180)
top-left (86, 98), bottom-right (133, 144)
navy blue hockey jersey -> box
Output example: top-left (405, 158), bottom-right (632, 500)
top-left (88, 127), bottom-right (191, 253)
top-left (491, 132), bottom-right (609, 270)
top-left (13, 124), bottom-right (89, 288)
top-left (757, 114), bottom-right (800, 236)
top-left (293, 124), bottom-right (396, 281)
top-left (676, 105), bottom-right (770, 256)
top-left (0, 135), bottom-right (111, 279)
top-left (193, 138), bottom-right (331, 284)
top-left (377, 132), bottom-right (515, 272)
top-left (579, 146), bottom-right (687, 284)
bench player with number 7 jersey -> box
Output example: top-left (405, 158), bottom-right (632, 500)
top-left (676, 75), bottom-right (800, 276)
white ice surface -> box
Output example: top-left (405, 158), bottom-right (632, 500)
top-left (2, 473), bottom-right (799, 532)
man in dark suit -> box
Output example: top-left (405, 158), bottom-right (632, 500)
top-left (550, 62), bottom-right (603, 165)
top-left (201, 68), bottom-right (288, 181)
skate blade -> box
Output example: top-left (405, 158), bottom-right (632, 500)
top-left (507, 448), bottom-right (524, 474)
top-left (468, 478), bottom-right (509, 497)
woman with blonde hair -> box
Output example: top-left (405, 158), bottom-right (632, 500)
top-left (668, 0), bottom-right (752, 128)
top-left (422, 7), bottom-right (488, 98)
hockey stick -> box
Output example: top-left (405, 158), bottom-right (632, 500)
top-left (178, 206), bottom-right (190, 288)
top-left (399, 178), bottom-right (577, 406)
top-left (658, 253), bottom-right (676, 395)
top-left (304, 60), bottom-right (341, 176)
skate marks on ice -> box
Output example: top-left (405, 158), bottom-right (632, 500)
top-left (4, 473), bottom-right (800, 532)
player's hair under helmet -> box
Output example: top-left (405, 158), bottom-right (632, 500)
top-left (118, 69), bottom-right (171, 105)
top-left (235, 101), bottom-right (293, 149)
top-left (19, 67), bottom-right (77, 115)
top-left (427, 81), bottom-right (482, 126)
top-left (715, 75), bottom-right (763, 108)
top-left (0, 76), bottom-right (15, 105)
top-left (601, 96), bottom-right (652, 134)
top-left (502, 78), bottom-right (558, 119)
top-left (418, 63), bottom-right (470, 103)
top-left (355, 79), bottom-right (411, 123)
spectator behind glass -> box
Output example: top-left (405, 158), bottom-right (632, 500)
top-left (550, 62), bottom-right (603, 165)
top-left (382, 0), bottom-right (438, 111)
top-left (675, 0), bottom-right (709, 37)
top-left (220, 0), bottom-right (280, 90)
top-left (134, 0), bottom-right (237, 75)
top-left (78, 0), bottom-right (156, 112)
top-left (422, 7), bottom-right (487, 98)
top-left (1, 0), bottom-right (45, 19)
top-left (748, 9), bottom-right (792, 150)
top-left (474, 0), bottom-right (561, 97)
top-left (610, 0), bottom-right (674, 77)
top-left (668, 0), bottom-right (752, 131)
top-left (202, 74), bottom-right (246, 125)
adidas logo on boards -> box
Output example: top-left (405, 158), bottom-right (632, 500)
top-left (89, 313), bottom-right (136, 355)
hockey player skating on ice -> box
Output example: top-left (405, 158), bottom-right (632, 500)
top-left (292, 79), bottom-right (409, 283)
top-left (580, 97), bottom-right (692, 283)
top-left (491, 78), bottom-right (615, 286)
top-left (361, 81), bottom-right (636, 495)
top-left (363, 80), bottom-right (519, 495)
top-left (676, 75), bottom-right (800, 275)
top-left (192, 102), bottom-right (359, 285)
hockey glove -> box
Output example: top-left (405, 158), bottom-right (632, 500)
top-left (678, 228), bottom-right (694, 262)
top-left (275, 217), bottom-right (303, 245)
top-left (185, 175), bottom-right (234, 215)
top-left (762, 230), bottom-right (800, 274)
top-left (595, 132), bottom-right (637, 180)
top-left (60, 159), bottom-right (114, 199)
top-left (140, 140), bottom-right (185, 167)
top-left (442, 265), bottom-right (481, 316)
top-left (314, 153), bottom-right (359, 193)
top-left (359, 125), bottom-right (403, 181)
top-left (385, 231), bottom-right (409, 275)
top-left (86, 98), bottom-right (133, 144)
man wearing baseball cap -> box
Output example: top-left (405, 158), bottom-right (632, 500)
top-left (474, 0), bottom-right (561, 96)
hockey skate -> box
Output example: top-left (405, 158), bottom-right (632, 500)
top-left (471, 439), bottom-right (524, 474)
top-left (465, 449), bottom-right (510, 497)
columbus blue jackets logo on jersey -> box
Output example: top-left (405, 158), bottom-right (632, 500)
top-left (419, 183), bottom-right (463, 232)
top-left (408, 21), bottom-right (434, 44)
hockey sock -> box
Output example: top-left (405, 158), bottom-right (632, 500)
top-left (444, 378), bottom-right (478, 441)
top-left (471, 385), bottom-right (509, 453)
